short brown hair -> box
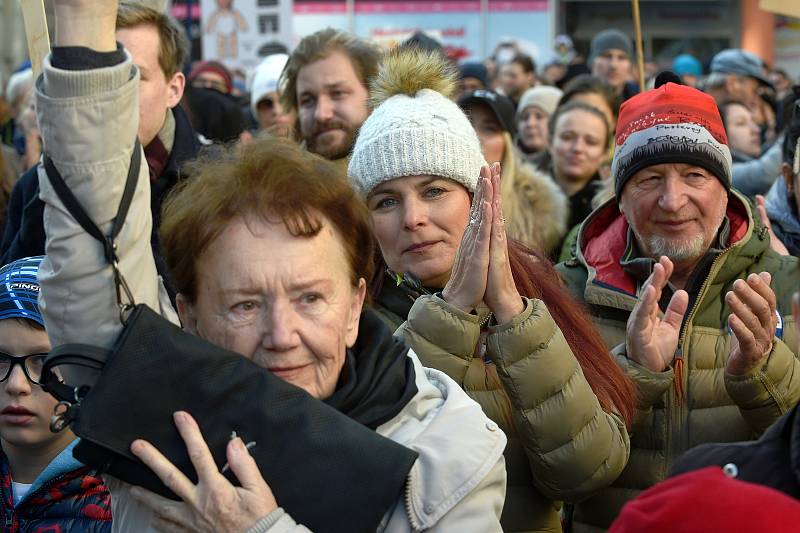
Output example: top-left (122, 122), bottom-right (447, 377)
top-left (160, 138), bottom-right (375, 302)
top-left (279, 28), bottom-right (382, 116)
top-left (117, 2), bottom-right (189, 79)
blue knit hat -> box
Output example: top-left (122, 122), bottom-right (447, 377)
top-left (672, 54), bottom-right (703, 78)
top-left (0, 256), bottom-right (44, 326)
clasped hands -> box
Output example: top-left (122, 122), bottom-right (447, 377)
top-left (627, 256), bottom-right (777, 376)
top-left (441, 163), bottom-right (524, 324)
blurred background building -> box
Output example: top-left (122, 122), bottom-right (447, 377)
top-left (1, 0), bottom-right (798, 83)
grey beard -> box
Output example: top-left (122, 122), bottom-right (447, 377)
top-left (646, 233), bottom-right (706, 262)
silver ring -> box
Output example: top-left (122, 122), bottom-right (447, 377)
top-left (469, 217), bottom-right (477, 225)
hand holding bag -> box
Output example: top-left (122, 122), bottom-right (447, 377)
top-left (39, 142), bottom-right (418, 533)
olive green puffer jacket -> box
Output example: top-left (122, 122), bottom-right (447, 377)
top-left (374, 286), bottom-right (630, 533)
top-left (556, 192), bottom-right (800, 532)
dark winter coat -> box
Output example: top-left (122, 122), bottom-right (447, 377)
top-left (670, 401), bottom-right (800, 499)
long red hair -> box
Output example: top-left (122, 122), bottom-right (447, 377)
top-left (507, 239), bottom-right (637, 428)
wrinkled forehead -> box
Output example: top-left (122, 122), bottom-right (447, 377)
top-left (198, 214), bottom-right (353, 292)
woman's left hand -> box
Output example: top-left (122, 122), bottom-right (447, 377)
top-left (129, 411), bottom-right (277, 533)
top-left (483, 163), bottom-right (525, 324)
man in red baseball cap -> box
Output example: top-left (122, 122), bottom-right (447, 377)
top-left (557, 75), bottom-right (800, 531)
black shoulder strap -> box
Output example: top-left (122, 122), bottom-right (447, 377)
top-left (43, 140), bottom-right (141, 310)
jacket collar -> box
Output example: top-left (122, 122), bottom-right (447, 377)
top-left (0, 439), bottom-right (84, 507)
top-left (575, 190), bottom-right (756, 310)
top-left (377, 353), bottom-right (506, 530)
top-left (164, 104), bottom-right (200, 179)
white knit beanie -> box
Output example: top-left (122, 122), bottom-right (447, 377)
top-left (250, 54), bottom-right (289, 118)
top-left (348, 48), bottom-right (486, 197)
top-left (516, 86), bottom-right (563, 119)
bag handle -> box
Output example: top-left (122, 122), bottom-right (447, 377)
top-left (43, 140), bottom-right (141, 317)
top-left (41, 343), bottom-right (112, 431)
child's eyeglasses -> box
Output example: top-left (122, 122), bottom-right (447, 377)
top-left (0, 352), bottom-right (49, 385)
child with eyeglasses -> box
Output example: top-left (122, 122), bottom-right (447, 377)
top-left (0, 256), bottom-right (111, 532)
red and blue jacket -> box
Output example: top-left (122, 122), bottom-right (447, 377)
top-left (0, 440), bottom-right (111, 533)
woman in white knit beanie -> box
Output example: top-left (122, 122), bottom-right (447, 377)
top-left (348, 47), bottom-right (636, 532)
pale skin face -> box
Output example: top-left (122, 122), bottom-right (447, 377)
top-left (468, 103), bottom-right (506, 165)
top-left (256, 90), bottom-right (293, 137)
top-left (117, 24), bottom-right (185, 147)
top-left (499, 62), bottom-right (533, 101)
top-left (0, 320), bottom-right (75, 483)
top-left (619, 163), bottom-right (728, 280)
top-left (517, 105), bottom-right (550, 153)
top-left (368, 176), bottom-right (473, 289)
top-left (296, 51), bottom-right (370, 160)
top-left (724, 103), bottom-right (761, 158)
top-left (177, 215), bottom-right (366, 400)
top-left (549, 108), bottom-right (608, 194)
top-left (592, 49), bottom-right (632, 92)
top-left (725, 75), bottom-right (761, 110)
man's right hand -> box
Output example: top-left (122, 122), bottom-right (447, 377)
top-left (53, 0), bottom-right (118, 51)
top-left (626, 256), bottom-right (689, 372)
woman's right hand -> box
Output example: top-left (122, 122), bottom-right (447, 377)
top-left (442, 167), bottom-right (494, 313)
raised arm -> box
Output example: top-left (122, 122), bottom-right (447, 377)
top-left (38, 0), bottom-right (175, 350)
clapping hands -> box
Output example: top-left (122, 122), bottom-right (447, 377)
top-left (441, 163), bottom-right (524, 324)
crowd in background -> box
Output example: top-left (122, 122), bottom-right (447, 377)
top-left (3, 24), bottom-right (799, 260)
top-left (2, 1), bottom-right (800, 532)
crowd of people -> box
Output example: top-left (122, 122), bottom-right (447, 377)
top-left (1, 0), bottom-right (800, 531)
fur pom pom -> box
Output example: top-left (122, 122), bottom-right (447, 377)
top-left (369, 47), bottom-right (459, 109)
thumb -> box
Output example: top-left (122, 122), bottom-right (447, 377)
top-left (662, 290), bottom-right (689, 331)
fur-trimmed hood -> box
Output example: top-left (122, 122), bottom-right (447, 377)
top-left (500, 134), bottom-right (569, 255)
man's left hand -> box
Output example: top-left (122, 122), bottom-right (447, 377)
top-left (726, 272), bottom-right (777, 375)
top-left (129, 411), bottom-right (277, 533)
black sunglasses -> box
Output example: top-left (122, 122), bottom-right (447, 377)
top-left (0, 352), bottom-right (49, 385)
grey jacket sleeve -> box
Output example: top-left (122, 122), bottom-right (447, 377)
top-left (35, 52), bottom-right (178, 533)
top-left (35, 52), bottom-right (178, 349)
top-left (245, 509), bottom-right (312, 533)
top-left (732, 139), bottom-right (783, 198)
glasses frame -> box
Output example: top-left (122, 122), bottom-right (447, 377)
top-left (0, 352), bottom-right (49, 385)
